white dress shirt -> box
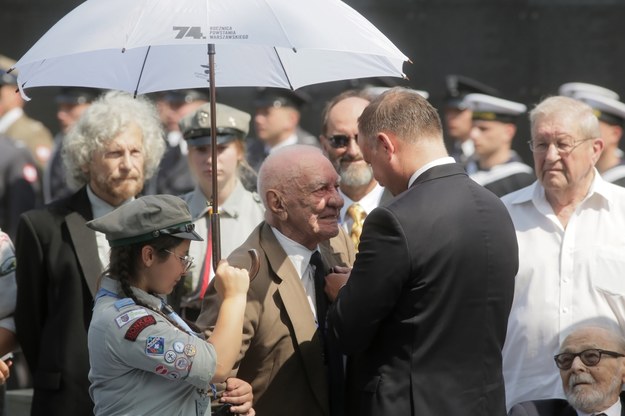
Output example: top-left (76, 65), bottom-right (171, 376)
top-left (501, 172), bottom-right (625, 410)
top-left (576, 397), bottom-right (620, 416)
top-left (408, 157), bottom-right (456, 187)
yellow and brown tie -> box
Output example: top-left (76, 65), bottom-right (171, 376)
top-left (346, 203), bottom-right (366, 251)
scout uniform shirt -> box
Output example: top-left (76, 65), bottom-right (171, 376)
top-left (88, 276), bottom-right (217, 416)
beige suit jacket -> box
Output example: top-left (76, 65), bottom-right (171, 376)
top-left (196, 221), bottom-right (355, 416)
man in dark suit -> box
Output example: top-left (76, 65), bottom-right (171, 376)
top-left (509, 326), bottom-right (625, 416)
top-left (14, 91), bottom-right (166, 416)
top-left (326, 87), bottom-right (518, 416)
top-left (196, 145), bottom-right (355, 416)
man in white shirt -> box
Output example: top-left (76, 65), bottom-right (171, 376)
top-left (501, 95), bottom-right (625, 410)
top-left (318, 89), bottom-right (392, 250)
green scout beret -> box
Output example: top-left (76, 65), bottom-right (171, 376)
top-left (87, 195), bottom-right (203, 247)
top-left (179, 102), bottom-right (251, 147)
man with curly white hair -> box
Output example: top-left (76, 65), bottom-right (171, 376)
top-left (14, 91), bottom-right (165, 416)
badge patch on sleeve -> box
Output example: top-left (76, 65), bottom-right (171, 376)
top-left (115, 309), bottom-right (148, 327)
top-left (145, 336), bottom-right (165, 355)
top-left (124, 315), bottom-right (156, 341)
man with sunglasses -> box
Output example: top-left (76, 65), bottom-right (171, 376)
top-left (509, 326), bottom-right (625, 416)
top-left (501, 96), bottom-right (625, 410)
top-left (319, 89), bottom-right (393, 251)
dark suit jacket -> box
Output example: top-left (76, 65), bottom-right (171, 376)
top-left (196, 222), bottom-right (355, 416)
top-left (15, 187), bottom-right (101, 416)
top-left (327, 163), bottom-right (519, 416)
top-left (509, 394), bottom-right (625, 416)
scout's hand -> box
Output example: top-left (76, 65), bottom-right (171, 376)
top-left (214, 260), bottom-right (250, 300)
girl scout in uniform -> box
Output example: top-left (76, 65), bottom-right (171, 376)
top-left (86, 194), bottom-right (252, 416)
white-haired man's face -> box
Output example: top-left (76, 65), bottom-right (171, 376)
top-left (557, 328), bottom-right (625, 414)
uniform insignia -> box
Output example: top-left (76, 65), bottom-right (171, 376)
top-left (174, 357), bottom-right (190, 370)
top-left (0, 256), bottom-right (16, 276)
top-left (167, 372), bottom-right (180, 380)
top-left (114, 298), bottom-right (136, 311)
top-left (173, 341), bottom-right (185, 353)
top-left (184, 344), bottom-right (196, 357)
top-left (155, 365), bottom-right (168, 375)
top-left (164, 350), bottom-right (177, 363)
top-left (124, 315), bottom-right (156, 341)
top-left (22, 164), bottom-right (38, 183)
top-left (145, 336), bottom-right (165, 355)
top-left (115, 308), bottom-right (148, 327)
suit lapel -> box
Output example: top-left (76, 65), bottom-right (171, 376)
top-left (66, 189), bottom-right (102, 298)
top-left (259, 225), bottom-right (329, 413)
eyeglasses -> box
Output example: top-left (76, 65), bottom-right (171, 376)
top-left (327, 134), bottom-right (357, 149)
top-left (164, 250), bottom-right (194, 273)
top-left (553, 348), bottom-right (625, 370)
top-left (527, 138), bottom-right (593, 156)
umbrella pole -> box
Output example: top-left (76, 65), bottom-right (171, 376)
top-left (208, 43), bottom-right (221, 272)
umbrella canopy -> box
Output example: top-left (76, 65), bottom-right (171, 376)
top-left (12, 0), bottom-right (408, 97)
top-left (10, 0), bottom-right (408, 273)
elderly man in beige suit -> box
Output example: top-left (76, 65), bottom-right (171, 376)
top-left (196, 145), bottom-right (355, 416)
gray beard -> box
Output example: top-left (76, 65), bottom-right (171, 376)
top-left (337, 161), bottom-right (374, 188)
top-left (565, 372), bottom-right (622, 413)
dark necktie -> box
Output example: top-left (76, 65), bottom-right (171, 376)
top-left (309, 251), bottom-right (327, 333)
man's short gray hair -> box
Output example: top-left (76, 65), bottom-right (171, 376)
top-left (62, 90), bottom-right (165, 189)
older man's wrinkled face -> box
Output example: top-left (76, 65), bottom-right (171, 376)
top-left (320, 97), bottom-right (373, 189)
top-left (531, 115), bottom-right (601, 195)
top-left (559, 329), bottom-right (625, 414)
top-left (282, 157), bottom-right (343, 249)
top-left (86, 123), bottom-right (145, 206)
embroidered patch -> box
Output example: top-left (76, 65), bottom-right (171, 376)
top-left (124, 315), bottom-right (156, 341)
top-left (0, 256), bottom-right (16, 276)
top-left (184, 344), bottom-right (196, 357)
top-left (115, 309), bottom-right (148, 328)
top-left (164, 350), bottom-right (177, 363)
top-left (146, 336), bottom-right (165, 355)
top-left (114, 298), bottom-right (136, 311)
top-left (174, 357), bottom-right (190, 370)
top-left (167, 372), bottom-right (180, 380)
top-left (155, 365), bottom-right (168, 375)
top-left (173, 341), bottom-right (185, 353)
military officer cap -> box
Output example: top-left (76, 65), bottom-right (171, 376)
top-left (254, 87), bottom-right (311, 110)
top-left (559, 82), bottom-right (625, 126)
top-left (445, 74), bottom-right (500, 110)
top-left (464, 93), bottom-right (527, 123)
top-left (0, 54), bottom-right (17, 86)
top-left (55, 87), bottom-right (101, 105)
top-left (558, 82), bottom-right (620, 101)
top-left (160, 88), bottom-right (209, 104)
top-left (179, 102), bottom-right (251, 147)
top-left (87, 195), bottom-right (202, 247)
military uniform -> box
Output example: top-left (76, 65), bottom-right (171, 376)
top-left (603, 161), bottom-right (625, 187)
top-left (469, 153), bottom-right (535, 197)
top-left (4, 111), bottom-right (53, 170)
top-left (0, 135), bottom-right (40, 239)
top-left (89, 277), bottom-right (217, 416)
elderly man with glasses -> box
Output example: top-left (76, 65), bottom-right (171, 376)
top-left (509, 326), bottom-right (625, 416)
top-left (500, 96), bottom-right (625, 411)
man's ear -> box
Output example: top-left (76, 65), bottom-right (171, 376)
top-left (591, 137), bottom-right (605, 165)
top-left (377, 132), bottom-right (396, 161)
top-left (266, 189), bottom-right (288, 221)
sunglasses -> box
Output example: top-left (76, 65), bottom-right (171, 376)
top-left (553, 348), bottom-right (625, 370)
top-left (327, 134), bottom-right (358, 149)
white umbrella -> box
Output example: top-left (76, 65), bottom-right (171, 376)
top-left (10, 0), bottom-right (409, 273)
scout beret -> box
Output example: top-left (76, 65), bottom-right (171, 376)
top-left (179, 102), bottom-right (251, 147)
top-left (464, 93), bottom-right (527, 123)
top-left (86, 195), bottom-right (202, 247)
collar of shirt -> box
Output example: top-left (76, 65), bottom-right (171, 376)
top-left (338, 183), bottom-right (385, 225)
top-left (408, 157), bottom-right (456, 187)
top-left (504, 168), bottom-right (614, 213)
top-left (187, 179), bottom-right (246, 220)
top-left (100, 275), bottom-right (164, 311)
top-left (576, 397), bottom-right (621, 416)
top-left (87, 185), bottom-right (134, 219)
top-left (266, 133), bottom-right (298, 154)
top-left (0, 108), bottom-right (24, 134)
top-left (270, 226), bottom-right (317, 280)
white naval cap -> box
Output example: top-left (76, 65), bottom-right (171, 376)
top-left (463, 93), bottom-right (527, 122)
top-left (558, 82), bottom-right (620, 101)
top-left (573, 92), bottom-right (625, 126)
